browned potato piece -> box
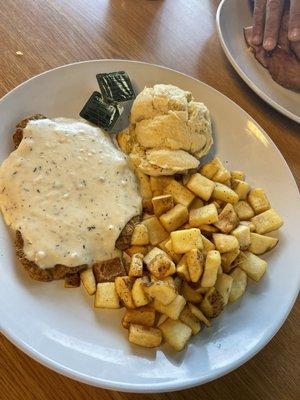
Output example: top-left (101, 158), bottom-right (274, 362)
top-left (129, 253), bottom-right (144, 277)
top-left (126, 246), bottom-right (149, 256)
top-left (212, 160), bottom-right (231, 183)
top-left (215, 273), bottom-right (233, 306)
top-left (179, 306), bottom-right (201, 335)
top-left (200, 158), bottom-right (220, 179)
top-left (122, 306), bottom-right (155, 329)
top-left (64, 273), bottom-right (80, 288)
top-left (231, 225), bottom-right (251, 250)
top-left (188, 303), bottom-right (211, 326)
top-left (201, 234), bottom-right (216, 253)
top-left (154, 295), bottom-right (186, 320)
top-left (174, 276), bottom-right (183, 294)
top-left (144, 246), bottom-right (170, 265)
top-left (159, 204), bottom-right (189, 232)
top-left (93, 258), bottom-right (126, 283)
top-left (189, 203), bottom-right (219, 227)
top-left (232, 179), bottom-right (250, 200)
top-left (199, 224), bottom-right (219, 236)
top-left (251, 209), bottom-right (283, 234)
top-left (122, 252), bottom-right (131, 274)
top-left (156, 314), bottom-right (168, 327)
top-left (221, 248), bottom-right (240, 273)
top-left (200, 287), bottom-right (224, 318)
top-left (238, 252), bottom-right (267, 281)
top-left (171, 228), bottom-right (203, 254)
top-left (116, 216), bottom-right (142, 250)
top-left (229, 268), bottom-right (247, 303)
top-left (249, 232), bottom-right (278, 255)
top-left (214, 203), bottom-right (238, 233)
top-left (94, 282), bottom-right (120, 309)
top-left (234, 201), bottom-right (255, 220)
top-left (142, 199), bottom-right (154, 214)
top-left (164, 180), bottom-right (195, 207)
top-left (201, 250), bottom-right (221, 287)
top-left (146, 252), bottom-right (176, 279)
top-left (239, 220), bottom-right (256, 231)
top-left (142, 216), bottom-right (169, 245)
top-left (128, 324), bottom-right (162, 348)
top-left (231, 170), bottom-right (245, 181)
top-left (115, 276), bottom-right (135, 309)
top-left (132, 276), bottom-right (152, 307)
top-left (150, 176), bottom-right (174, 192)
top-left (158, 238), bottom-right (181, 263)
top-left (213, 233), bottom-right (239, 253)
top-left (176, 255), bottom-right (191, 282)
top-left (182, 281), bottom-right (203, 303)
top-left (143, 279), bottom-right (177, 305)
top-left (186, 249), bottom-right (205, 283)
top-left (212, 182), bottom-right (239, 204)
top-left (186, 173), bottom-right (215, 201)
top-left (189, 197), bottom-right (204, 211)
top-left (152, 194), bottom-right (174, 217)
top-left (248, 188), bottom-right (271, 214)
top-left (80, 268), bottom-right (96, 295)
top-left (159, 318), bottom-right (192, 351)
top-left (136, 170), bottom-right (153, 199)
top-left (131, 224), bottom-right (149, 246)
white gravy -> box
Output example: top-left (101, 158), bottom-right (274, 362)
top-left (0, 118), bottom-right (141, 269)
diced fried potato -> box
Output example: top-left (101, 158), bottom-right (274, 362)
top-left (93, 257), bottom-right (126, 283)
top-left (146, 253), bottom-right (176, 279)
top-left (159, 318), bottom-right (192, 351)
top-left (186, 249), bottom-right (205, 283)
top-left (156, 313), bottom-right (168, 327)
top-left (248, 188), bottom-right (271, 214)
top-left (239, 252), bottom-right (267, 281)
top-left (142, 198), bottom-right (154, 214)
top-left (189, 203), bottom-right (219, 227)
top-left (115, 276), bottom-right (135, 309)
top-left (212, 159), bottom-right (231, 183)
top-left (200, 158), bottom-right (220, 179)
top-left (164, 180), bottom-right (195, 207)
top-left (229, 268), bottom-right (247, 303)
top-left (215, 273), bottom-right (233, 305)
top-left (131, 224), bottom-right (149, 246)
top-left (213, 233), bottom-right (239, 253)
top-left (150, 176), bottom-right (174, 192)
top-left (249, 232), bottom-right (278, 255)
top-left (212, 201), bottom-right (221, 211)
top-left (129, 253), bottom-right (144, 277)
top-left (80, 268), bottom-right (96, 295)
top-left (223, 179), bottom-right (232, 188)
top-left (126, 245), bottom-right (149, 256)
top-left (94, 282), bottom-right (120, 309)
top-left (221, 248), bottom-right (240, 273)
top-left (186, 173), bottom-right (215, 201)
top-left (179, 306), bottom-right (201, 335)
top-left (171, 228), bottom-right (203, 254)
top-left (240, 220), bottom-right (256, 231)
top-left (129, 324), bottom-right (162, 348)
top-left (182, 281), bottom-right (203, 303)
top-left (201, 250), bottom-right (221, 287)
top-left (64, 273), bottom-right (80, 288)
top-left (144, 246), bottom-right (169, 265)
top-left (142, 216), bottom-right (169, 245)
top-left (212, 182), bottom-right (239, 204)
top-left (231, 251), bottom-right (247, 269)
top-left (231, 170), bottom-right (245, 181)
top-left (136, 170), bottom-right (152, 199)
top-left (174, 276), bottom-right (183, 294)
top-left (213, 203), bottom-right (238, 233)
top-left (177, 255), bottom-right (191, 282)
top-left (200, 287), bottom-right (224, 318)
top-left (189, 197), bottom-right (204, 211)
top-left (159, 204), bottom-right (189, 232)
top-left (251, 208), bottom-right (283, 234)
top-left (181, 174), bottom-right (191, 186)
top-left (158, 238), bottom-right (181, 263)
top-left (201, 234), bottom-right (216, 253)
top-left (132, 276), bottom-right (151, 307)
top-left (143, 280), bottom-right (177, 305)
top-left (122, 306), bottom-right (155, 329)
top-left (154, 295), bottom-right (186, 320)
top-left (122, 251), bottom-right (131, 274)
top-left (231, 225), bottom-right (251, 250)
top-left (188, 303), bottom-right (211, 326)
top-left (234, 201), bottom-right (255, 220)
top-left (232, 179), bottom-right (250, 200)
top-left (152, 194), bottom-right (174, 217)
top-left (199, 224), bottom-right (219, 236)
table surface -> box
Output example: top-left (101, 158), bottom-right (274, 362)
top-left (0, 0), bottom-right (299, 399)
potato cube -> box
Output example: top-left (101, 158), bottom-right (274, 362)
top-left (154, 295), bottom-right (186, 320)
top-left (122, 306), bottom-right (155, 329)
top-left (142, 198), bottom-right (154, 214)
top-left (239, 220), bottom-right (256, 231)
top-left (156, 314), bottom-right (168, 327)
top-left (221, 248), bottom-right (240, 273)
top-left (164, 180), bottom-right (195, 207)
top-left (231, 170), bottom-right (246, 181)
top-left (186, 249), bottom-right (205, 283)
top-left (150, 176), bottom-right (173, 192)
top-left (212, 182), bottom-right (239, 204)
top-left (212, 160), bottom-right (231, 183)
top-left (215, 273), bottom-right (233, 306)
top-left (146, 253), bottom-right (176, 279)
top-left (231, 225), bottom-right (251, 250)
top-left (199, 224), bottom-right (219, 236)
top-left (131, 224), bottom-right (149, 246)
top-left (201, 234), bottom-right (216, 253)
top-left (159, 204), bottom-right (189, 232)
top-left (144, 246), bottom-right (169, 265)
top-left (251, 209), bottom-right (283, 234)
top-left (129, 253), bottom-right (144, 277)
top-left (152, 194), bottom-right (174, 217)
top-left (171, 228), bottom-right (203, 254)
top-left (186, 173), bottom-right (215, 201)
top-left (142, 216), bottom-right (169, 245)
top-left (200, 287), bottom-right (225, 318)
top-left (179, 306), bottom-right (201, 335)
top-left (80, 268), bottom-right (96, 295)
top-left (231, 251), bottom-right (247, 269)
top-left (234, 201), bottom-right (254, 220)
top-left (213, 233), bottom-right (239, 253)
top-left (159, 319), bottom-right (192, 351)
top-left (239, 252), bottom-right (267, 281)
top-left (182, 281), bottom-right (203, 303)
top-left (248, 188), bottom-right (271, 214)
top-left (189, 197), bottom-right (204, 211)
top-left (143, 279), bottom-right (177, 305)
top-left (188, 303), bottom-right (211, 326)
top-left (232, 179), bottom-right (250, 200)
top-left (122, 252), bottom-right (131, 274)
top-left (201, 250), bottom-right (221, 287)
top-left (176, 255), bottom-right (191, 281)
top-left (64, 273), bottom-right (80, 288)
top-left (115, 276), bottom-right (135, 309)
top-left (129, 324), bottom-right (162, 348)
top-left (132, 276), bottom-right (151, 307)
top-left (189, 203), bottom-right (219, 227)
top-left (126, 245), bottom-right (148, 257)
top-left (94, 282), bottom-right (120, 308)
top-left (158, 238), bottom-right (181, 263)
top-left (136, 170), bottom-right (152, 199)
top-left (214, 203), bottom-right (238, 233)
top-left (200, 158), bottom-right (220, 179)
top-left (249, 232), bottom-right (278, 255)
top-left (93, 258), bottom-right (126, 283)
top-left (229, 268), bottom-right (247, 303)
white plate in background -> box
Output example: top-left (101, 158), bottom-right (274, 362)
top-left (216, 0), bottom-right (300, 123)
top-left (0, 60), bottom-right (299, 392)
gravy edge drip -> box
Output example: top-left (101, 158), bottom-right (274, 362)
top-left (0, 118), bottom-right (142, 268)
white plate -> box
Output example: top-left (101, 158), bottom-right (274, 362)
top-left (0, 60), bottom-right (299, 393)
top-left (216, 0), bottom-right (300, 123)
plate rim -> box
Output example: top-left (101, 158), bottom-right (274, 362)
top-left (0, 59), bottom-right (299, 393)
top-left (216, 0), bottom-right (300, 124)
